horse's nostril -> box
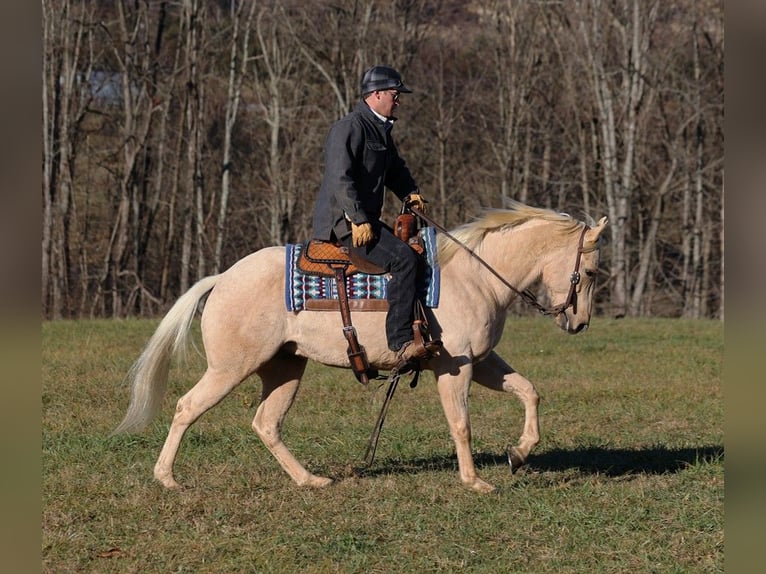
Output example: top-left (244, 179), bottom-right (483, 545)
top-left (574, 322), bottom-right (588, 334)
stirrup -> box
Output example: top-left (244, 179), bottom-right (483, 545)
top-left (394, 339), bottom-right (442, 373)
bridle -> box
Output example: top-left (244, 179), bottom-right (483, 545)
top-left (555, 225), bottom-right (587, 316)
top-left (411, 207), bottom-right (589, 317)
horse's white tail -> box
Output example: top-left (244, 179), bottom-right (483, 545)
top-left (112, 275), bottom-right (221, 434)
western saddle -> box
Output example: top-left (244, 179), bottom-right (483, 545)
top-left (296, 213), bottom-right (440, 384)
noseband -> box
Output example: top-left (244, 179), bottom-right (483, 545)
top-left (412, 208), bottom-right (589, 317)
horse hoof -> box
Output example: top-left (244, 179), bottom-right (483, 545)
top-left (303, 475), bottom-right (333, 488)
top-left (507, 446), bottom-right (526, 473)
top-left (469, 478), bottom-right (496, 494)
top-left (156, 475), bottom-right (182, 489)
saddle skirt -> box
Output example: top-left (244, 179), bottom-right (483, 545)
top-left (285, 227), bottom-right (441, 312)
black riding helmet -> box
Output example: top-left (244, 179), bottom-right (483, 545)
top-left (360, 65), bottom-right (413, 95)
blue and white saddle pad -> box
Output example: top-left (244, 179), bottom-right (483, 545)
top-left (285, 227), bottom-right (440, 312)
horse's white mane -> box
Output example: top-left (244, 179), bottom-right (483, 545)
top-left (436, 200), bottom-right (586, 265)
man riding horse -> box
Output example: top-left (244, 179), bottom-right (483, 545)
top-left (311, 65), bottom-right (439, 369)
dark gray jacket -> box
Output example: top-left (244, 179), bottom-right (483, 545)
top-left (311, 100), bottom-right (418, 241)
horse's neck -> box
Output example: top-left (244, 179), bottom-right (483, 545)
top-left (446, 224), bottom-right (545, 307)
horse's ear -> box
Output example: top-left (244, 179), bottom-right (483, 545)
top-left (587, 217), bottom-right (608, 243)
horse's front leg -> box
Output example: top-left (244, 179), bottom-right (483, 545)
top-left (435, 363), bottom-right (495, 493)
top-left (472, 351), bottom-right (540, 471)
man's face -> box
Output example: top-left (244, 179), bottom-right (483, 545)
top-left (367, 89), bottom-right (401, 118)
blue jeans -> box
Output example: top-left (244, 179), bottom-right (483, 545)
top-left (342, 225), bottom-right (419, 351)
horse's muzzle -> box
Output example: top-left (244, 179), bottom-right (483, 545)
top-left (556, 311), bottom-right (589, 334)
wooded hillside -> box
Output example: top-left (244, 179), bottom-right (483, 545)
top-left (42, 0), bottom-right (724, 320)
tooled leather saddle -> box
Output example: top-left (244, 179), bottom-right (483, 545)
top-left (296, 214), bottom-right (439, 385)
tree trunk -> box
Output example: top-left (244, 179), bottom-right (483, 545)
top-left (215, 1), bottom-right (256, 273)
top-left (254, 7), bottom-right (301, 247)
top-left (719, 174), bottom-right (724, 320)
top-left (683, 22), bottom-right (706, 319)
top-left (41, 0), bottom-right (58, 318)
top-left (576, 0), bottom-right (656, 317)
top-left (179, 0), bottom-right (205, 293)
top-left (629, 156), bottom-right (677, 315)
top-left (42, 0), bottom-right (92, 319)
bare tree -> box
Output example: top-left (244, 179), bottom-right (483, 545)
top-left (129, 1), bottom-right (175, 316)
top-left (41, 0), bottom-right (724, 320)
top-left (177, 0), bottom-right (207, 294)
top-left (42, 0), bottom-right (100, 318)
top-left (480, 0), bottom-right (530, 206)
top-left (543, 10), bottom-right (597, 216)
top-left (214, 1), bottom-right (256, 273)
top-left (42, 0), bottom-right (74, 318)
top-left (82, 0), bottom-right (168, 316)
top-left (718, 175), bottom-right (724, 320)
top-left (571, 0), bottom-right (658, 317)
top-left (250, 6), bottom-right (304, 246)
top-left (628, 152), bottom-right (677, 316)
top-left (281, 0), bottom-right (376, 118)
top-left (682, 21), bottom-right (710, 319)
top-left (433, 54), bottom-right (463, 224)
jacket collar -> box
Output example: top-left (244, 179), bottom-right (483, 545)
top-left (356, 99), bottom-right (398, 125)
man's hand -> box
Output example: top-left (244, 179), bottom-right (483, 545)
top-left (351, 222), bottom-right (374, 247)
top-left (405, 193), bottom-right (427, 214)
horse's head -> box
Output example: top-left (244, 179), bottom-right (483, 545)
top-left (546, 216), bottom-right (608, 334)
top-left (436, 204), bottom-right (608, 333)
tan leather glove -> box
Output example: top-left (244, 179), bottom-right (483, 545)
top-left (405, 193), bottom-right (427, 214)
top-left (351, 222), bottom-right (374, 247)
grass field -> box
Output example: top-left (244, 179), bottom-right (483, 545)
top-left (42, 317), bottom-right (723, 573)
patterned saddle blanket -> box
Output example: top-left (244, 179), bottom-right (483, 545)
top-left (285, 227), bottom-right (441, 312)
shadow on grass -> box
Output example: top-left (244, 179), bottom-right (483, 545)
top-left (357, 444), bottom-right (724, 479)
top-left (517, 444), bottom-right (724, 476)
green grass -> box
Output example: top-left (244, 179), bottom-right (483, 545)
top-left (42, 317), bottom-right (723, 573)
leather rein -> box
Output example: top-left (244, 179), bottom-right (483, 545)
top-left (410, 207), bottom-right (588, 317)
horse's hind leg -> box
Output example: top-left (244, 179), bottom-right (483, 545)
top-left (154, 367), bottom-right (247, 488)
top-left (472, 351), bottom-right (540, 471)
top-left (253, 353), bottom-right (332, 488)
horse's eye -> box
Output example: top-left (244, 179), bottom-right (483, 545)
top-left (585, 269), bottom-right (597, 278)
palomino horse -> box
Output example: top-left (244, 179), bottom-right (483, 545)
top-left (114, 201), bottom-right (607, 493)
